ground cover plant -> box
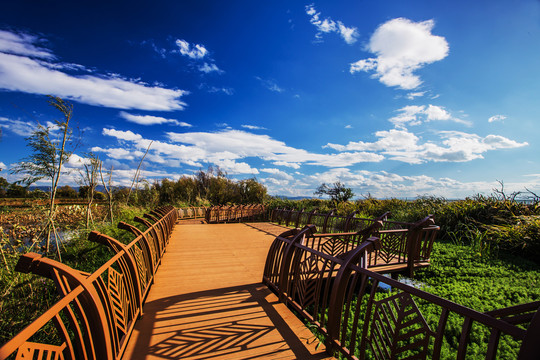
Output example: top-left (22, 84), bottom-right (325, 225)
top-left (0, 204), bottom-right (147, 346)
top-left (266, 194), bottom-right (540, 358)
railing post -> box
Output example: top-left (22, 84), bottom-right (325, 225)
top-left (295, 209), bottom-right (304, 228)
top-left (344, 210), bottom-right (359, 232)
top-left (277, 225), bottom-right (317, 301)
top-left (322, 209), bottom-right (335, 233)
top-left (89, 231), bottom-right (143, 312)
top-left (406, 215), bottom-right (435, 277)
top-left (15, 253), bottom-right (115, 360)
top-left (518, 307), bottom-right (540, 359)
top-left (326, 237), bottom-right (381, 354)
top-left (306, 208), bottom-right (318, 225)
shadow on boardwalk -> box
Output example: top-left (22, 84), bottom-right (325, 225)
top-left (128, 284), bottom-right (330, 360)
top-left (122, 223), bottom-right (332, 360)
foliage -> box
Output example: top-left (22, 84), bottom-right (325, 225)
top-left (56, 185), bottom-right (78, 198)
top-left (314, 181), bottom-right (355, 204)
top-left (0, 203), bottom-right (147, 345)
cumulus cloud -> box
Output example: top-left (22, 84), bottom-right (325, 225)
top-left (325, 128), bottom-right (527, 165)
top-left (175, 39), bottom-right (208, 59)
top-left (119, 111), bottom-right (192, 127)
top-left (0, 117), bottom-right (36, 136)
top-left (102, 128), bottom-right (143, 142)
top-left (488, 114), bottom-right (507, 123)
top-left (0, 30), bottom-right (188, 110)
top-left (166, 129), bottom-right (383, 167)
top-left (305, 4), bottom-right (358, 44)
top-left (389, 105), bottom-right (470, 128)
top-left (350, 18), bottom-right (449, 89)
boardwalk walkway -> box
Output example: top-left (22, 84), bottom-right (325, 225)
top-left (122, 221), bottom-right (333, 360)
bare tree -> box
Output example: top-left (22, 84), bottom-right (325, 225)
top-left (99, 162), bottom-right (115, 225)
top-left (127, 141), bottom-right (153, 204)
top-left (11, 96), bottom-right (73, 259)
top-left (78, 152), bottom-right (101, 228)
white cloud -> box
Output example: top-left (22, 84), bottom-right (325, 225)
top-left (175, 39), bottom-right (208, 59)
top-left (119, 111), bottom-right (192, 127)
top-left (389, 105), bottom-right (470, 128)
top-left (345, 125), bottom-right (353, 129)
top-left (261, 168), bottom-right (294, 181)
top-left (0, 29), bottom-right (54, 59)
top-left (241, 124), bottom-right (267, 130)
top-left (305, 4), bottom-right (358, 44)
top-left (0, 117), bottom-right (36, 136)
top-left (325, 128), bottom-right (528, 164)
top-left (406, 91), bottom-right (425, 100)
top-left (272, 161), bottom-right (301, 169)
top-left (488, 114), bottom-right (507, 123)
top-left (215, 159), bottom-right (259, 175)
top-left (166, 129), bottom-right (383, 167)
top-left (350, 18), bottom-right (449, 89)
top-left (0, 30), bottom-right (188, 110)
top-left (102, 128), bottom-right (143, 142)
top-left (198, 62), bottom-right (223, 74)
top-left (0, 162), bottom-right (7, 171)
top-left (256, 77), bottom-right (284, 93)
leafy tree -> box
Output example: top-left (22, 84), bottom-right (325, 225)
top-left (10, 96), bottom-right (74, 258)
top-left (314, 181), bottom-right (355, 204)
top-left (6, 184), bottom-right (28, 198)
top-left (56, 185), bottom-right (78, 198)
top-left (0, 176), bottom-right (8, 197)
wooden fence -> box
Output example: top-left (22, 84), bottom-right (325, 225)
top-left (263, 226), bottom-right (540, 359)
top-left (0, 206), bottom-right (177, 360)
top-left (271, 208), bottom-right (440, 277)
top-left (177, 206), bottom-right (206, 219)
top-left (205, 204), bottom-right (267, 223)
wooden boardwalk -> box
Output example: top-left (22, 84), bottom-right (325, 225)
top-left (122, 221), bottom-right (333, 360)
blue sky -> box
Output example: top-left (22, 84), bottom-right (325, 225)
top-left (0, 0), bottom-right (539, 198)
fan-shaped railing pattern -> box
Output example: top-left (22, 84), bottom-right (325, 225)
top-left (263, 226), bottom-right (540, 360)
top-left (271, 209), bottom-right (439, 277)
top-left (205, 204), bottom-right (267, 223)
top-left (0, 206), bottom-right (177, 360)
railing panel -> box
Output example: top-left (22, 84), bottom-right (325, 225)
top-left (0, 206), bottom-right (177, 360)
top-left (263, 226), bottom-right (540, 359)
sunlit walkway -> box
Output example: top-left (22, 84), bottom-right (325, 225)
top-left (122, 222), bottom-right (333, 360)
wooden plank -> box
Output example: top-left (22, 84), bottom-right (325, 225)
top-left (122, 223), bottom-right (333, 360)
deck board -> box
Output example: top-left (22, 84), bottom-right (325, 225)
top-left (122, 222), bottom-right (333, 360)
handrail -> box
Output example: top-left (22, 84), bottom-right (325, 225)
top-left (271, 209), bottom-right (439, 277)
top-left (205, 204), bottom-right (266, 223)
top-left (0, 206), bottom-right (178, 360)
top-left (177, 206), bottom-right (207, 220)
top-left (262, 225), bottom-right (540, 359)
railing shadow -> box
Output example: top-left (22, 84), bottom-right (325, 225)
top-left (128, 283), bottom-right (330, 360)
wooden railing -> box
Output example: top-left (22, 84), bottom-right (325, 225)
top-left (0, 206), bottom-right (178, 360)
top-left (271, 209), bottom-right (440, 277)
top-left (263, 226), bottom-right (540, 360)
top-left (205, 204), bottom-right (267, 223)
top-left (177, 206), bottom-right (206, 219)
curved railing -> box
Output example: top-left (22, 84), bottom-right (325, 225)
top-left (0, 206), bottom-right (178, 360)
top-left (177, 207), bottom-right (206, 219)
top-left (271, 209), bottom-right (440, 277)
top-left (263, 226), bottom-right (540, 359)
top-left (205, 204), bottom-right (266, 223)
